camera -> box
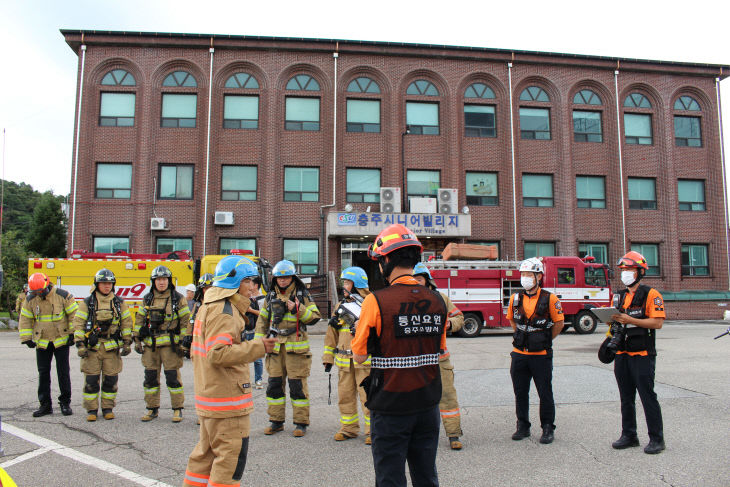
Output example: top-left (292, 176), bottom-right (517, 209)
top-left (606, 323), bottom-right (625, 352)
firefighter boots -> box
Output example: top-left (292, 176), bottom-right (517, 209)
top-left (334, 431), bottom-right (357, 441)
top-left (102, 409), bottom-right (115, 420)
top-left (264, 421), bottom-right (284, 435)
top-left (86, 410), bottom-right (98, 422)
top-left (293, 424), bottom-right (307, 437)
top-left (449, 437), bottom-right (463, 450)
top-left (141, 408), bottom-right (158, 422)
top-left (172, 408), bottom-right (183, 423)
top-left (365, 434), bottom-right (372, 445)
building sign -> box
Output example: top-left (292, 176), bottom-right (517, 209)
top-left (327, 212), bottom-right (471, 237)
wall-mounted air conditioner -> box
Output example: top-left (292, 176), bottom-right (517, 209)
top-left (409, 197), bottom-right (437, 214)
top-left (214, 211), bottom-right (234, 225)
top-left (437, 188), bottom-right (458, 214)
top-left (150, 217), bottom-right (167, 230)
top-left (380, 187), bottom-right (401, 213)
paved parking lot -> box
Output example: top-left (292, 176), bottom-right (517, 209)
top-left (1, 321), bottom-right (729, 486)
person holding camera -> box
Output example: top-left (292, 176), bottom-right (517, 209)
top-left (508, 257), bottom-right (564, 444)
top-left (609, 251), bottom-right (665, 454)
top-left (255, 260), bottom-right (321, 437)
top-left (322, 266), bottom-right (372, 444)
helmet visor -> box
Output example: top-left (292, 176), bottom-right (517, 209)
top-left (616, 256), bottom-right (645, 268)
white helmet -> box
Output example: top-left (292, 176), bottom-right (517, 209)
top-left (519, 257), bottom-right (544, 274)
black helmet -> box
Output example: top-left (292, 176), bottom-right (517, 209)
top-left (151, 265), bottom-right (172, 280)
top-left (597, 337), bottom-right (616, 364)
top-left (94, 268), bottom-right (116, 284)
top-left (198, 273), bottom-right (214, 289)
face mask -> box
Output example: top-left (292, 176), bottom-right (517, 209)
top-left (521, 276), bottom-right (535, 290)
top-left (621, 270), bottom-right (636, 286)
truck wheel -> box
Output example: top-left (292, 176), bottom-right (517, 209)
top-left (573, 311), bottom-right (597, 335)
top-left (457, 313), bottom-right (483, 338)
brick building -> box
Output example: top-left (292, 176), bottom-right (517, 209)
top-left (62, 30), bottom-right (730, 317)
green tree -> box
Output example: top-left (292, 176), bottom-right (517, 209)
top-left (27, 192), bottom-right (66, 257)
top-left (1, 230), bottom-right (30, 315)
top-left (1, 180), bottom-right (42, 234)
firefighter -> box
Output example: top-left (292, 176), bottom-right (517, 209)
top-left (609, 251), bottom-right (666, 454)
top-left (14, 284), bottom-right (29, 318)
top-left (183, 256), bottom-right (276, 487)
top-left (322, 266), bottom-right (372, 444)
top-left (507, 257), bottom-right (564, 444)
top-left (188, 273), bottom-right (213, 332)
top-left (19, 273), bottom-right (78, 417)
top-left (351, 224), bottom-right (448, 486)
top-left (72, 269), bottom-right (133, 421)
top-left (133, 265), bottom-right (191, 422)
top-left (413, 262), bottom-right (465, 450)
top-left (255, 260), bottom-right (321, 437)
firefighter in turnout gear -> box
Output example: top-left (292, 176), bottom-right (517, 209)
top-left (15, 284), bottom-right (29, 317)
top-left (351, 224), bottom-right (448, 487)
top-left (183, 256), bottom-right (276, 487)
top-left (413, 262), bottom-right (465, 450)
top-left (133, 265), bottom-right (191, 422)
top-left (322, 266), bottom-right (372, 444)
top-left (255, 260), bottom-right (321, 437)
top-left (609, 251), bottom-right (666, 454)
top-left (19, 273), bottom-right (78, 417)
top-left (72, 269), bottom-right (133, 421)
top-left (507, 257), bottom-right (564, 445)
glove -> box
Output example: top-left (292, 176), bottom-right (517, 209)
top-left (181, 335), bottom-right (193, 349)
top-left (120, 341), bottom-right (132, 356)
top-left (134, 340), bottom-right (144, 354)
top-left (324, 363), bottom-right (332, 373)
top-left (328, 316), bottom-right (338, 327)
top-left (24, 340), bottom-right (36, 349)
top-left (77, 345), bottom-right (89, 358)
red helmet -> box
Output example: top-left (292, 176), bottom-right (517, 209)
top-left (617, 251), bottom-right (649, 271)
top-left (368, 224), bottom-right (423, 261)
top-left (28, 273), bottom-right (51, 292)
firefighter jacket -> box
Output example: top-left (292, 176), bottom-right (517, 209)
top-left (615, 285), bottom-right (665, 356)
top-left (133, 289), bottom-right (191, 348)
top-left (15, 292), bottom-right (26, 314)
top-left (323, 288), bottom-right (371, 369)
top-left (439, 292), bottom-right (464, 361)
top-left (255, 281), bottom-right (321, 355)
top-left (19, 285), bottom-right (78, 349)
top-left (191, 286), bottom-right (266, 418)
top-left (72, 290), bottom-right (133, 352)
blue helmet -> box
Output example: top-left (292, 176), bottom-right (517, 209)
top-left (272, 260), bottom-right (297, 277)
top-left (340, 266), bottom-right (369, 289)
top-left (213, 256), bottom-right (259, 289)
top-left (413, 262), bottom-right (436, 288)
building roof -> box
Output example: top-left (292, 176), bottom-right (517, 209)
top-left (61, 29), bottom-right (729, 79)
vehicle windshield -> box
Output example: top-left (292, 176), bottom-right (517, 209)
top-left (584, 266), bottom-right (607, 287)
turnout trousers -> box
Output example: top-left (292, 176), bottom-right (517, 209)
top-left (183, 415), bottom-right (250, 487)
top-left (80, 348), bottom-right (122, 411)
top-left (438, 357), bottom-right (462, 437)
top-left (614, 354), bottom-right (664, 442)
top-left (336, 361), bottom-right (370, 436)
top-left (36, 343), bottom-right (71, 407)
top-left (265, 350), bottom-right (311, 425)
top-left (142, 346), bottom-right (184, 409)
top-left (510, 352), bottom-right (555, 428)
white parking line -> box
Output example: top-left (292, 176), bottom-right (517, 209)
top-left (2, 423), bottom-right (174, 487)
top-left (0, 447), bottom-right (51, 469)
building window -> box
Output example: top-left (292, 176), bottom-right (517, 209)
top-left (99, 93), bottom-right (135, 126)
top-left (578, 243), bottom-right (608, 264)
top-left (674, 96), bottom-right (701, 111)
top-left (346, 168), bottom-right (380, 203)
top-left (285, 97), bottom-right (320, 131)
top-left (283, 239), bottom-right (319, 274)
top-left (624, 114), bottom-right (652, 145)
top-left (161, 94), bottom-right (197, 128)
top-left (94, 237), bottom-right (129, 253)
top-left (96, 163), bottom-right (132, 199)
top-left (465, 82), bottom-right (496, 100)
top-left (347, 77), bottom-right (381, 94)
top-left (464, 105), bottom-right (496, 137)
top-left (221, 166), bottom-right (257, 201)
top-left (157, 238), bottom-right (192, 254)
top-left (406, 102), bottom-right (439, 135)
top-left (159, 164), bottom-right (194, 199)
top-left (628, 177), bottom-right (656, 210)
top-left (346, 99), bottom-right (380, 133)
top-left (223, 96), bottom-right (258, 129)
top-left (101, 69), bottom-right (136, 86)
top-left (407, 170), bottom-right (440, 198)
top-left (284, 167), bottom-right (319, 201)
top-left (225, 72), bottom-right (259, 89)
top-left (573, 111), bottom-right (602, 142)
top-left (519, 108), bottom-right (550, 140)
top-left (220, 238), bottom-right (256, 255)
top-left (466, 172), bottom-right (498, 206)
top-left (286, 74), bottom-right (320, 91)
top-left (520, 86), bottom-right (550, 102)
top-left (624, 93), bottom-right (651, 109)
top-left (677, 179), bottom-right (705, 211)
top-left (407, 80), bottom-right (439, 96)
top-left (681, 244), bottom-right (709, 276)
top-left (573, 89), bottom-right (602, 105)
top-left (674, 116), bottom-right (702, 147)
top-left (163, 71), bottom-right (197, 87)
top-left (631, 243), bottom-right (660, 276)
top-left (524, 242), bottom-right (555, 258)
top-left (576, 176), bottom-right (606, 209)
top-left (522, 174), bottom-right (553, 207)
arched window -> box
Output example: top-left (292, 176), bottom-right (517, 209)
top-left (573, 89), bottom-right (603, 143)
top-left (99, 69), bottom-right (136, 127)
top-left (223, 72), bottom-right (260, 129)
top-left (285, 74), bottom-right (321, 131)
top-left (162, 71), bottom-right (197, 87)
top-left (464, 83), bottom-right (496, 138)
top-left (674, 95), bottom-right (702, 147)
top-left (161, 70), bottom-right (198, 128)
top-left (346, 77), bottom-right (381, 133)
top-left (624, 93), bottom-right (651, 108)
top-left (519, 86), bottom-right (550, 102)
top-left (519, 86), bottom-right (551, 140)
top-left (407, 80), bottom-right (439, 96)
top-left (101, 69), bottom-right (135, 86)
top-left (406, 79), bottom-right (440, 135)
top-left (623, 93), bottom-right (653, 145)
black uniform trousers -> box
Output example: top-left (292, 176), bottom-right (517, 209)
top-left (36, 343), bottom-right (72, 407)
top-left (371, 405), bottom-right (440, 487)
top-left (510, 351), bottom-right (555, 428)
top-left (614, 353), bottom-right (663, 442)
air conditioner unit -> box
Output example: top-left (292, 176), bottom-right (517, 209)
top-left (380, 187), bottom-right (401, 213)
top-left (150, 217), bottom-right (167, 230)
top-left (409, 197), bottom-right (437, 214)
top-left (214, 211), bottom-right (234, 225)
top-left (437, 188), bottom-right (458, 214)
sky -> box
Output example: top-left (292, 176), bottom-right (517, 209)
top-left (1, 0), bottom-right (729, 210)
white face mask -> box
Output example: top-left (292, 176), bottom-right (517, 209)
top-left (621, 270), bottom-right (636, 286)
top-left (521, 276), bottom-right (535, 290)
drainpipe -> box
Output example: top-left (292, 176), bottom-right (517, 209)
top-left (507, 61), bottom-right (518, 259)
top-left (202, 44), bottom-right (214, 255)
top-left (70, 42), bottom-right (87, 253)
top-left (715, 77), bottom-right (730, 290)
top-left (320, 48), bottom-right (339, 279)
top-left (614, 69), bottom-right (627, 254)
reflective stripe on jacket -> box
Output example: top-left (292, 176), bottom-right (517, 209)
top-left (18, 286), bottom-right (77, 349)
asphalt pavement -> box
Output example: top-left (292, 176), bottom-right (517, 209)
top-left (1, 321), bottom-right (729, 486)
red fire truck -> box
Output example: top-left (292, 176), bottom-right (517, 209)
top-left (426, 256), bottom-right (612, 337)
